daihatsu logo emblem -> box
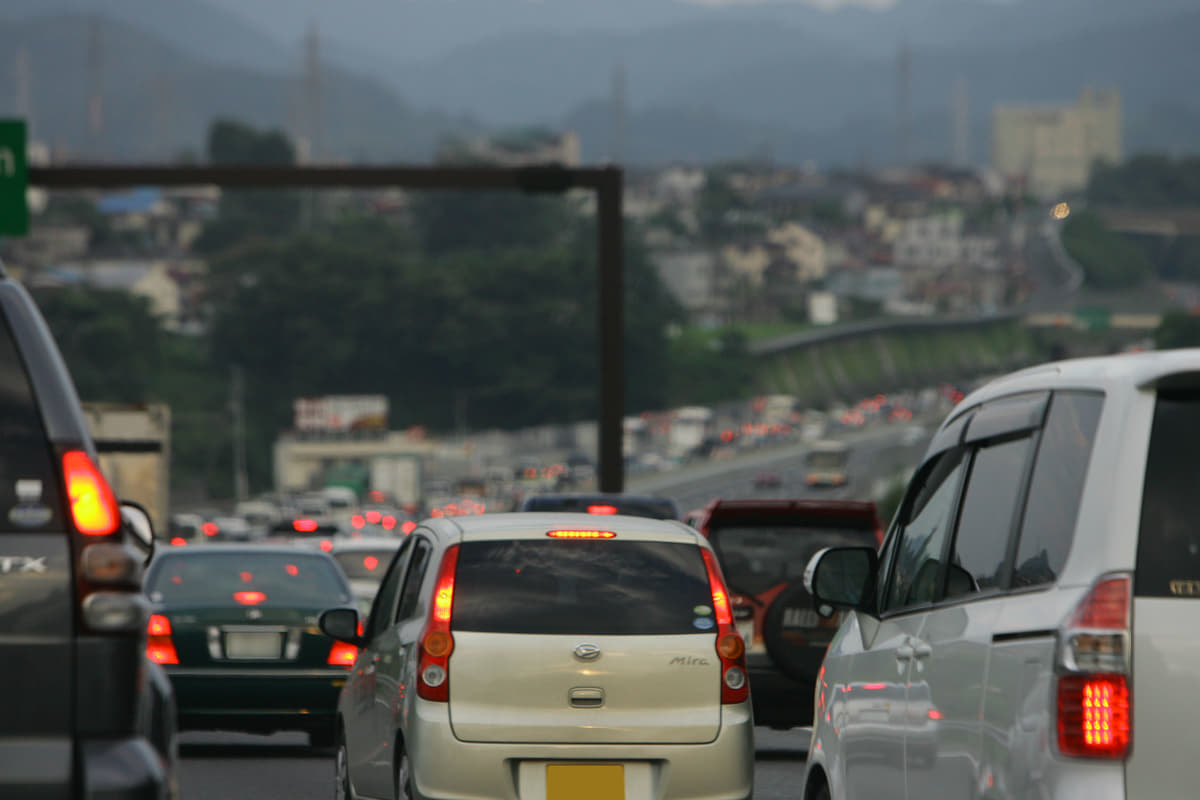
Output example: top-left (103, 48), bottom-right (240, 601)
top-left (574, 643), bottom-right (601, 661)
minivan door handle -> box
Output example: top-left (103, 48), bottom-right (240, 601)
top-left (568, 687), bottom-right (605, 708)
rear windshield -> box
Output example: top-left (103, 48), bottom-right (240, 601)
top-left (0, 316), bottom-right (63, 533)
top-left (709, 522), bottom-right (877, 596)
top-left (521, 496), bottom-right (679, 520)
top-left (333, 549), bottom-right (397, 580)
top-left (806, 450), bottom-right (848, 469)
top-left (453, 540), bottom-right (713, 635)
top-left (1137, 391), bottom-right (1200, 598)
top-left (145, 552), bottom-right (351, 607)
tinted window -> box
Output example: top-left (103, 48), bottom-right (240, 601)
top-left (1137, 392), bottom-right (1200, 598)
top-left (453, 540), bottom-right (712, 635)
top-left (521, 495), bottom-right (680, 520)
top-left (947, 436), bottom-right (1034, 598)
top-left (885, 450), bottom-right (966, 611)
top-left (333, 549), bottom-right (399, 580)
top-left (368, 540), bottom-right (411, 638)
top-left (1013, 392), bottom-right (1103, 588)
top-left (395, 539), bottom-right (432, 622)
top-left (709, 523), bottom-right (878, 596)
top-left (0, 318), bottom-right (63, 533)
top-left (146, 552), bottom-right (350, 607)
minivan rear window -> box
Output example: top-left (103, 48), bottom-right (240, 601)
top-left (709, 523), bottom-right (878, 596)
top-left (1137, 391), bottom-right (1200, 598)
top-left (452, 540), bottom-right (712, 635)
top-left (0, 317), bottom-right (62, 533)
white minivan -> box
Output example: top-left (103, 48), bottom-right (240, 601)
top-left (801, 349), bottom-right (1200, 800)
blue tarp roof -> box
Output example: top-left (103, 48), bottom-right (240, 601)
top-left (96, 187), bottom-right (162, 215)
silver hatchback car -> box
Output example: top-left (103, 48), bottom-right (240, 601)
top-left (321, 512), bottom-right (755, 800)
top-left (802, 349), bottom-right (1200, 800)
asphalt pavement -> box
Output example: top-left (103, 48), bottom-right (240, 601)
top-left (179, 728), bottom-right (810, 800)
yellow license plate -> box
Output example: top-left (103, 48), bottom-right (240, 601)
top-left (546, 764), bottom-right (624, 800)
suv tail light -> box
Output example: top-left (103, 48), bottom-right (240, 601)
top-left (417, 544), bottom-right (460, 702)
top-left (146, 613), bottom-right (180, 665)
top-left (62, 450), bottom-right (120, 536)
top-left (701, 549), bottom-right (749, 704)
top-left (1056, 573), bottom-right (1132, 759)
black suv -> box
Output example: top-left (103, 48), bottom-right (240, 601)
top-left (0, 265), bottom-right (177, 798)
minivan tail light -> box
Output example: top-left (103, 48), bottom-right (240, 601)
top-left (701, 548), bottom-right (750, 704)
top-left (62, 451), bottom-right (120, 536)
top-left (1055, 573), bottom-right (1132, 760)
top-left (418, 545), bottom-right (460, 702)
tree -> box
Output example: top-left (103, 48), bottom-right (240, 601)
top-left (1154, 310), bottom-right (1200, 350)
top-left (1061, 211), bottom-right (1154, 289)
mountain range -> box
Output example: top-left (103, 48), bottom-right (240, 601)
top-left (1, 0), bottom-right (1197, 165)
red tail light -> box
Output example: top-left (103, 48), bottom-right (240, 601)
top-left (351, 514), bottom-right (365, 529)
top-left (327, 640), bottom-right (358, 667)
top-left (382, 516), bottom-right (397, 531)
top-left (1056, 573), bottom-right (1132, 760)
top-left (401, 521), bottom-right (417, 535)
top-left (170, 537), bottom-right (187, 546)
top-left (146, 614), bottom-right (179, 665)
top-left (701, 549), bottom-right (749, 704)
top-left (233, 591), bottom-right (266, 606)
top-left (294, 519), bottom-right (319, 533)
top-left (363, 556), bottom-right (379, 571)
top-left (62, 451), bottom-right (120, 536)
top-left (587, 504), bottom-right (619, 515)
top-left (202, 522), bottom-right (219, 537)
top-left (418, 544), bottom-right (460, 702)
top-left (366, 510), bottom-right (382, 524)
top-left (320, 540), bottom-right (333, 552)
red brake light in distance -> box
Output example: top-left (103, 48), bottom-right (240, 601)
top-left (418, 545), bottom-right (460, 701)
top-left (320, 540), bottom-right (333, 552)
top-left (351, 514), bottom-right (365, 529)
top-left (233, 591), bottom-right (266, 606)
top-left (546, 530), bottom-right (617, 539)
top-left (62, 451), bottom-right (120, 536)
top-left (202, 522), bottom-right (219, 537)
top-left (366, 510), bottom-right (382, 524)
top-left (701, 549), bottom-right (749, 704)
top-left (146, 614), bottom-right (179, 665)
top-left (587, 504), bottom-right (619, 515)
top-left (327, 640), bottom-right (358, 667)
top-left (293, 519), bottom-right (319, 533)
top-left (401, 521), bottom-right (417, 535)
top-left (170, 537), bottom-right (187, 546)
top-left (363, 556), bottom-right (379, 571)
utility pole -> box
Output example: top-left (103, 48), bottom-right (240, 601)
top-left (231, 366), bottom-right (249, 502)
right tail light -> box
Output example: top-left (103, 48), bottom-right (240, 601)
top-left (701, 549), bottom-right (749, 704)
top-left (1055, 573), bottom-right (1132, 759)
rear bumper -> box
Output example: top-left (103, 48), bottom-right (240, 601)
top-left (407, 700), bottom-right (754, 800)
top-left (166, 667), bottom-right (346, 733)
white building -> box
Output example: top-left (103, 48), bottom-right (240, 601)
top-left (893, 212), bottom-right (965, 272)
top-left (992, 87), bottom-right (1122, 197)
top-left (651, 248), bottom-right (722, 323)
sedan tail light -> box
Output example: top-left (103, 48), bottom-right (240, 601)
top-left (146, 613), bottom-right (180, 665)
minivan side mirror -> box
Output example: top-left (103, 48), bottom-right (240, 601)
top-left (319, 608), bottom-right (365, 648)
top-left (803, 546), bottom-right (878, 617)
top-left (120, 501), bottom-right (156, 567)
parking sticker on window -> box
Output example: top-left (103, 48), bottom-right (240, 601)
top-left (693, 617), bottom-right (715, 630)
top-left (693, 605), bottom-right (712, 616)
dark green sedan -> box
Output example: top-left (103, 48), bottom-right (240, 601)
top-left (143, 544), bottom-right (359, 747)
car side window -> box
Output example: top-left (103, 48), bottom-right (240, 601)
top-left (1013, 391), bottom-right (1103, 588)
top-left (945, 434), bottom-right (1035, 599)
top-left (883, 448), bottom-right (966, 613)
top-left (367, 540), bottom-right (411, 640)
top-left (394, 538), bottom-right (433, 623)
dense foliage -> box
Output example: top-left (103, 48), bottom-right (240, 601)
top-left (1088, 155), bottom-right (1200, 207)
top-left (1061, 211), bottom-right (1154, 289)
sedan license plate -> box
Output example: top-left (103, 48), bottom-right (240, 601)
top-left (546, 764), bottom-right (624, 800)
top-left (225, 632), bottom-right (283, 659)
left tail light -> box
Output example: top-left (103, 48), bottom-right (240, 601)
top-left (327, 641), bottom-right (358, 667)
top-left (702, 549), bottom-right (749, 704)
top-left (146, 613), bottom-right (180, 665)
top-left (417, 545), bottom-right (460, 702)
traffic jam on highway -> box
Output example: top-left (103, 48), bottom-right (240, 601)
top-left (8, 259), bottom-right (1200, 799)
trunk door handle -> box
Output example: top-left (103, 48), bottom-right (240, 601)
top-left (569, 687), bottom-right (605, 708)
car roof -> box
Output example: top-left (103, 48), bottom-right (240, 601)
top-left (427, 512), bottom-right (704, 545)
top-left (329, 537), bottom-right (405, 551)
top-left (700, 498), bottom-right (880, 523)
top-left (152, 543), bottom-right (338, 557)
top-left (942, 348), bottom-right (1200, 430)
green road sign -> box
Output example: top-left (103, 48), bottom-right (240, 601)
top-left (0, 120), bottom-right (28, 237)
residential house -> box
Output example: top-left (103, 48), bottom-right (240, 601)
top-left (32, 260), bottom-right (183, 331)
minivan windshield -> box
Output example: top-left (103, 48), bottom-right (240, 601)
top-left (452, 539), bottom-right (713, 635)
